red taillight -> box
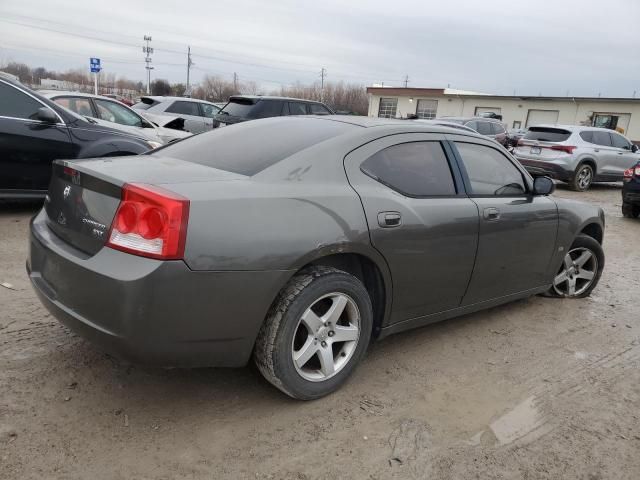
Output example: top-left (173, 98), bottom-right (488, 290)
top-left (106, 183), bottom-right (190, 260)
top-left (551, 145), bottom-right (576, 154)
top-left (624, 167), bottom-right (634, 179)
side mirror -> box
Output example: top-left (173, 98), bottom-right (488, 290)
top-left (632, 144), bottom-right (639, 153)
top-left (36, 107), bottom-right (58, 124)
top-left (533, 176), bottom-right (555, 196)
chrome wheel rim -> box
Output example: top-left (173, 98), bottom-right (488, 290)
top-left (577, 166), bottom-right (592, 189)
top-left (291, 292), bottom-right (360, 382)
top-left (553, 247), bottom-right (598, 297)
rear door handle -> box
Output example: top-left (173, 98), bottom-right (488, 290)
top-left (483, 207), bottom-right (500, 221)
top-left (377, 211), bottom-right (402, 228)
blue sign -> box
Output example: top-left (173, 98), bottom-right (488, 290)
top-left (90, 57), bottom-right (101, 73)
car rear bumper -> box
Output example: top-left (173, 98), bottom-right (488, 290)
top-left (515, 158), bottom-right (572, 181)
top-left (28, 210), bottom-right (292, 367)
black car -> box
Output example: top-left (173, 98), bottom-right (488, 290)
top-left (0, 78), bottom-right (153, 199)
top-left (622, 161), bottom-right (640, 218)
top-left (213, 95), bottom-right (333, 128)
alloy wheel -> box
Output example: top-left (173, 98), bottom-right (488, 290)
top-left (552, 247), bottom-right (598, 297)
top-left (291, 292), bottom-right (360, 382)
top-left (576, 166), bottom-right (593, 190)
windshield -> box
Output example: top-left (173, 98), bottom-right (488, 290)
top-left (523, 127), bottom-right (572, 142)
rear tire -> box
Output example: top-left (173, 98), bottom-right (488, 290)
top-left (253, 266), bottom-right (373, 400)
top-left (622, 202), bottom-right (640, 218)
top-left (547, 234), bottom-right (604, 298)
top-left (569, 163), bottom-right (594, 191)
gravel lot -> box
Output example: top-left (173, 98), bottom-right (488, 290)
top-left (1, 184), bottom-right (639, 480)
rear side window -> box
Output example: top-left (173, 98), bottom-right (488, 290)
top-left (475, 121), bottom-right (493, 136)
top-left (309, 103), bottom-right (331, 115)
top-left (579, 131), bottom-right (593, 143)
top-left (360, 142), bottom-right (456, 197)
top-left (592, 131), bottom-right (612, 146)
top-left (166, 101), bottom-right (200, 116)
top-left (524, 127), bottom-right (572, 142)
top-left (157, 117), bottom-right (356, 176)
top-left (455, 142), bottom-right (526, 196)
top-left (0, 82), bottom-right (44, 120)
top-left (251, 100), bottom-right (284, 119)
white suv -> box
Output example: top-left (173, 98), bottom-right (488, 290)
top-left (514, 125), bottom-right (640, 191)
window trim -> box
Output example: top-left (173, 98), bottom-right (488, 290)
top-left (1, 81), bottom-right (65, 125)
top-left (359, 140), bottom-right (462, 199)
top-left (449, 140), bottom-right (532, 197)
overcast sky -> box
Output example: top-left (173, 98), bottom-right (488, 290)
top-left (1, 0), bottom-right (638, 96)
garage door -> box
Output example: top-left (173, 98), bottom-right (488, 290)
top-left (475, 106), bottom-right (502, 116)
top-left (526, 109), bottom-right (559, 127)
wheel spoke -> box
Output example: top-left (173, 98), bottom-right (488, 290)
top-left (323, 294), bottom-right (348, 325)
top-left (318, 346), bottom-right (335, 377)
top-left (331, 324), bottom-right (358, 343)
top-left (567, 277), bottom-right (577, 295)
top-left (554, 268), bottom-right (569, 285)
top-left (563, 254), bottom-right (573, 270)
top-left (301, 309), bottom-right (323, 333)
top-left (574, 250), bottom-right (593, 267)
top-left (577, 269), bottom-right (595, 281)
top-left (294, 336), bottom-right (319, 369)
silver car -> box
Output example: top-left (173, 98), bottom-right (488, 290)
top-left (40, 91), bottom-right (192, 146)
top-left (132, 96), bottom-right (220, 134)
top-left (514, 125), bottom-right (640, 191)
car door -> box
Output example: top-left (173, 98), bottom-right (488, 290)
top-left (344, 133), bottom-right (479, 324)
top-left (449, 138), bottom-right (559, 305)
top-left (610, 132), bottom-right (639, 176)
top-left (590, 130), bottom-right (618, 177)
top-left (164, 100), bottom-right (205, 133)
top-left (0, 81), bottom-right (72, 193)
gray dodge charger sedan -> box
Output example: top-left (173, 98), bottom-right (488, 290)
top-left (28, 116), bottom-right (605, 400)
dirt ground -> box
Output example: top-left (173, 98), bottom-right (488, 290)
top-left (1, 184), bottom-right (639, 480)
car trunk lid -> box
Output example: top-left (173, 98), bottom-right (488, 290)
top-left (44, 156), bottom-right (245, 256)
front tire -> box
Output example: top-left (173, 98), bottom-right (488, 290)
top-left (548, 234), bottom-right (604, 298)
top-left (254, 266), bottom-right (373, 400)
top-left (570, 163), bottom-right (594, 191)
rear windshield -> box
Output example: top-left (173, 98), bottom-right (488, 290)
top-left (218, 99), bottom-right (257, 118)
top-left (154, 117), bottom-right (357, 176)
top-left (523, 127), bottom-right (572, 142)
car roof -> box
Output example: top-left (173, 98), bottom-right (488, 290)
top-left (38, 90), bottom-right (123, 101)
top-left (439, 116), bottom-right (502, 123)
top-left (528, 124), bottom-right (623, 133)
top-left (140, 96), bottom-right (216, 105)
top-left (228, 95), bottom-right (327, 104)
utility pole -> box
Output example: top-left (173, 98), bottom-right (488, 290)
top-left (320, 67), bottom-right (326, 102)
top-left (142, 35), bottom-right (154, 95)
top-left (403, 74), bottom-right (409, 88)
top-left (186, 46), bottom-right (194, 96)
top-left (233, 72), bottom-right (238, 92)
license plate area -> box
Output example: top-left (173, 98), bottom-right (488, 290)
top-left (530, 146), bottom-right (541, 154)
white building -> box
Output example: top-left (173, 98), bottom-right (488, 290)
top-left (367, 87), bottom-right (640, 142)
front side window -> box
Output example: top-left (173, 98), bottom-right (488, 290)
top-left (94, 99), bottom-right (143, 127)
top-left (416, 99), bottom-right (438, 119)
top-left (54, 97), bottom-right (93, 117)
top-left (309, 103), bottom-right (331, 115)
top-left (475, 121), bottom-right (493, 136)
top-left (0, 82), bottom-right (45, 120)
top-left (611, 132), bottom-right (631, 149)
top-left (166, 100), bottom-right (200, 116)
top-left (455, 142), bottom-right (526, 196)
top-left (378, 98), bottom-right (397, 118)
top-left (360, 142), bottom-right (456, 197)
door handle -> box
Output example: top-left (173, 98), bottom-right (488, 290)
top-left (594, 149), bottom-right (600, 152)
top-left (483, 207), bottom-right (500, 221)
top-left (378, 211), bottom-right (402, 228)
top-left (617, 152), bottom-right (624, 155)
